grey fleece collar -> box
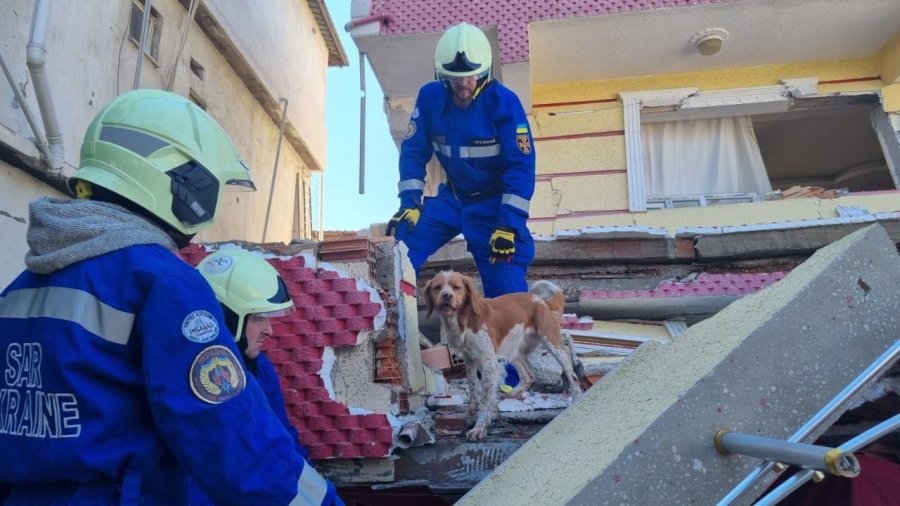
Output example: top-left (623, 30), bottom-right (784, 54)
top-left (25, 197), bottom-right (177, 275)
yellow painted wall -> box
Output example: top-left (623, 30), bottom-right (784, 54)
top-left (533, 56), bottom-right (881, 103)
top-left (881, 33), bottom-right (900, 84)
top-left (535, 137), bottom-right (625, 175)
top-left (883, 84), bottom-right (900, 113)
top-left (526, 55), bottom-right (900, 236)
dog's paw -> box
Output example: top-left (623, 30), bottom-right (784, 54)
top-left (466, 426), bottom-right (487, 441)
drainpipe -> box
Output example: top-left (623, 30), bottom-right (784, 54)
top-left (262, 98), bottom-right (289, 243)
top-left (0, 49), bottom-right (52, 165)
top-left (318, 171), bottom-right (325, 241)
top-left (358, 52), bottom-right (366, 194)
top-left (343, 13), bottom-right (391, 33)
top-left (26, 0), bottom-right (64, 178)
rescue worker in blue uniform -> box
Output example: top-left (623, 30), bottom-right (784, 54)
top-left (385, 22), bottom-right (536, 297)
top-left (191, 249), bottom-right (343, 505)
top-left (0, 89), bottom-right (339, 505)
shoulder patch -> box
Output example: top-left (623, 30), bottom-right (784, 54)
top-left (411, 107), bottom-right (419, 119)
top-left (182, 310), bottom-right (219, 343)
top-left (404, 120), bottom-right (417, 140)
top-left (190, 345), bottom-right (246, 404)
top-left (516, 133), bottom-right (532, 155)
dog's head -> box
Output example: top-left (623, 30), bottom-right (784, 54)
top-left (424, 270), bottom-right (480, 319)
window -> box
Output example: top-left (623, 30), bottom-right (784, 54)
top-left (129, 0), bottom-right (162, 63)
top-left (620, 81), bottom-right (899, 212)
top-left (189, 58), bottom-right (205, 80)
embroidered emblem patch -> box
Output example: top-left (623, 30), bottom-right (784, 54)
top-left (181, 310), bottom-right (219, 343)
top-left (516, 133), bottom-right (532, 155)
top-left (404, 120), bottom-right (416, 140)
top-left (202, 254), bottom-right (233, 275)
top-left (190, 345), bottom-right (246, 404)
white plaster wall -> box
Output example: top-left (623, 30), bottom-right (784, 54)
top-left (205, 0), bottom-right (330, 167)
top-left (0, 161), bottom-right (66, 285)
top-left (0, 0), bottom-right (323, 260)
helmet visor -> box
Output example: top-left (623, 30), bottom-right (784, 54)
top-left (224, 160), bottom-right (256, 191)
top-left (254, 306), bottom-right (295, 319)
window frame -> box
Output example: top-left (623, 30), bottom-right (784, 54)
top-left (128, 0), bottom-right (163, 65)
top-left (618, 78), bottom-right (845, 212)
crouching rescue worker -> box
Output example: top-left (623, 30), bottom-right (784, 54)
top-left (0, 89), bottom-right (337, 505)
top-left (191, 249), bottom-right (343, 505)
top-left (385, 22), bottom-right (536, 297)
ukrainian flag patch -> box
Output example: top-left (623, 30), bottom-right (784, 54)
top-left (515, 123), bottom-right (529, 134)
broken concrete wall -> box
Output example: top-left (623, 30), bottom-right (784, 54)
top-left (460, 224), bottom-right (900, 505)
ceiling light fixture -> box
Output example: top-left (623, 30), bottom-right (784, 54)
top-left (691, 28), bottom-right (729, 56)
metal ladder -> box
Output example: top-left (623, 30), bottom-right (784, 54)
top-left (715, 340), bottom-right (900, 505)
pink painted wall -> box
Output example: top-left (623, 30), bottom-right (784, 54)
top-left (369, 0), bottom-right (736, 63)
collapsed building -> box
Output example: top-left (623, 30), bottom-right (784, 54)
top-left (178, 219), bottom-right (900, 504)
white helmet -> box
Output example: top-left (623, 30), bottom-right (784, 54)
top-left (197, 249), bottom-right (294, 339)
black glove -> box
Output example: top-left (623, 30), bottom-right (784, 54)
top-left (385, 206), bottom-right (421, 237)
top-left (488, 226), bottom-right (516, 264)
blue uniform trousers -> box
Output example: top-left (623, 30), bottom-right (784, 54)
top-left (398, 185), bottom-right (534, 297)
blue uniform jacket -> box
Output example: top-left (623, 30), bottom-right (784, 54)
top-left (189, 354), bottom-right (322, 505)
top-left (398, 80), bottom-right (536, 230)
top-left (0, 244), bottom-right (338, 505)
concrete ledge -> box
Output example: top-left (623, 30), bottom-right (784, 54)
top-left (459, 224), bottom-right (900, 505)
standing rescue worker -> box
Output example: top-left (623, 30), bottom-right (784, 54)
top-left (0, 89), bottom-right (336, 505)
top-left (385, 22), bottom-right (536, 297)
top-left (191, 249), bottom-right (343, 505)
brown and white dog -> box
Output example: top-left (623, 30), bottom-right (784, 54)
top-left (424, 270), bottom-right (582, 440)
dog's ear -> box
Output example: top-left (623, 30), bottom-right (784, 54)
top-left (462, 274), bottom-right (483, 317)
top-left (423, 277), bottom-right (435, 320)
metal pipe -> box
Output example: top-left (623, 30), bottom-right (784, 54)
top-left (0, 48), bottom-right (52, 164)
top-left (358, 51), bottom-right (366, 194)
top-left (395, 422), bottom-right (425, 449)
top-left (755, 413), bottom-right (900, 506)
top-left (133, 0), bottom-right (153, 89)
top-left (318, 170), bottom-right (325, 241)
top-left (165, 0), bottom-right (201, 91)
top-left (717, 340), bottom-right (900, 505)
top-left (714, 431), bottom-right (860, 478)
top-left (25, 0), bottom-right (63, 178)
top-left (343, 13), bottom-right (390, 32)
top-left (262, 97), bottom-right (289, 243)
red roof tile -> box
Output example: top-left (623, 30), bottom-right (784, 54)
top-left (580, 272), bottom-right (788, 300)
top-left (178, 246), bottom-right (397, 460)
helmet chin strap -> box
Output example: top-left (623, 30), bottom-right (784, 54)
top-left (472, 75), bottom-right (491, 101)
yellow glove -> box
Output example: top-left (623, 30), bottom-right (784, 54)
top-left (385, 207), bottom-right (420, 237)
top-left (488, 226), bottom-right (516, 264)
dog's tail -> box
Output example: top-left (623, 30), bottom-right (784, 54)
top-left (530, 280), bottom-right (565, 315)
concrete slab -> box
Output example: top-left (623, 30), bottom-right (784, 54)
top-left (459, 224), bottom-right (900, 505)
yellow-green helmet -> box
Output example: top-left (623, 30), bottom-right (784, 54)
top-left (69, 89), bottom-right (255, 235)
top-left (197, 249), bottom-right (294, 340)
top-left (434, 22), bottom-right (492, 81)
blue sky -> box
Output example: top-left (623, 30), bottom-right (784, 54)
top-left (322, 0), bottom-right (399, 231)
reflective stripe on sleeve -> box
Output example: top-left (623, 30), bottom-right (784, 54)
top-left (501, 193), bottom-right (531, 214)
top-left (398, 179), bottom-right (425, 193)
top-left (0, 287), bottom-right (135, 345)
top-left (459, 144), bottom-right (501, 159)
top-left (431, 142), bottom-right (452, 157)
top-left (289, 461), bottom-right (329, 506)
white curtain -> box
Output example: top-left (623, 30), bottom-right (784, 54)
top-left (641, 116), bottom-right (772, 196)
